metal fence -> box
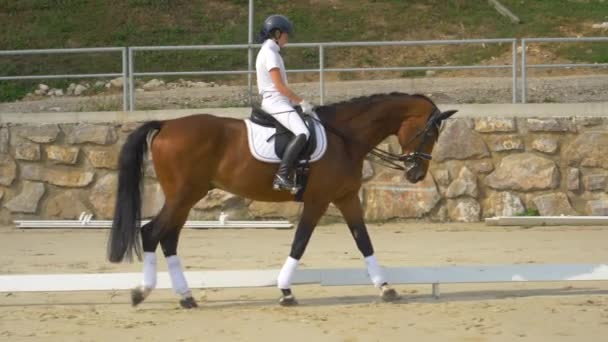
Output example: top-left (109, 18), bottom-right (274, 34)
top-left (1, 37), bottom-right (606, 110)
top-left (0, 47), bottom-right (129, 111)
top-left (520, 37), bottom-right (608, 103)
top-left (130, 38), bottom-right (516, 110)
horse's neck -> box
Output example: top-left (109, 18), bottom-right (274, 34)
top-left (339, 100), bottom-right (407, 159)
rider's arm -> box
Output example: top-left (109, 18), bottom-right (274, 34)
top-left (269, 68), bottom-right (302, 104)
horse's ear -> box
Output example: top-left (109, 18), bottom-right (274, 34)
top-left (438, 110), bottom-right (458, 121)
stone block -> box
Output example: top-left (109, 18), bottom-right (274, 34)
top-left (21, 164), bottom-right (94, 187)
top-left (86, 147), bottom-right (119, 169)
top-left (46, 145), bottom-right (79, 164)
top-left (527, 118), bottom-right (575, 132)
top-left (485, 153), bottom-right (559, 191)
top-left (531, 137), bottom-right (559, 154)
top-left (0, 154), bottom-right (17, 186)
top-left (446, 166), bottom-right (478, 198)
top-left (447, 198), bottom-right (481, 222)
top-left (15, 141), bottom-right (40, 161)
top-left (63, 124), bottom-right (117, 145)
top-left (364, 169), bottom-right (440, 220)
top-left (14, 124), bottom-right (60, 143)
top-left (474, 118), bottom-right (516, 133)
top-left (4, 181), bottom-right (45, 214)
top-left (433, 119), bottom-right (490, 162)
top-left (533, 193), bottom-right (577, 216)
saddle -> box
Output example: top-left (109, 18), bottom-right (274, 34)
top-left (249, 106), bottom-right (317, 160)
top-left (249, 106), bottom-right (319, 201)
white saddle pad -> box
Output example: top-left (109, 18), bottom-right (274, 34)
top-left (244, 118), bottom-right (327, 163)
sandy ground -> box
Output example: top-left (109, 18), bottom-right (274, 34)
top-left (1, 222), bottom-right (608, 341)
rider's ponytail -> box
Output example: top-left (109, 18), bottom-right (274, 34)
top-left (258, 28), bottom-right (271, 43)
top-left (258, 28), bottom-right (281, 43)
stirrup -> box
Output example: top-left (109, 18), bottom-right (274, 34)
top-left (273, 175), bottom-right (300, 194)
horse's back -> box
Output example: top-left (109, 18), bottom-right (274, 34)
top-left (165, 112), bottom-right (241, 128)
top-left (155, 113), bottom-right (243, 141)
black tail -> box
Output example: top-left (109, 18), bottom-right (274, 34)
top-left (107, 121), bottom-right (163, 263)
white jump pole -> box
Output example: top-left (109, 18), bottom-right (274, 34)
top-left (2, 264), bottom-right (608, 297)
top-left (14, 212), bottom-right (293, 229)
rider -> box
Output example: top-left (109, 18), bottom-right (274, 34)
top-left (256, 14), bottom-right (314, 192)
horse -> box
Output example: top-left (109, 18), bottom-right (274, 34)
top-left (107, 92), bottom-right (457, 308)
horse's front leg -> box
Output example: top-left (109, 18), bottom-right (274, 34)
top-left (277, 201), bottom-right (329, 306)
top-left (334, 192), bottom-right (400, 302)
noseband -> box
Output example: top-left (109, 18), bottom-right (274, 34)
top-left (369, 107), bottom-right (441, 171)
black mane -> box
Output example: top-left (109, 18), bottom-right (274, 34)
top-left (315, 92), bottom-right (436, 117)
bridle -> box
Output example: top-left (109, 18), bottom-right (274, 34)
top-left (310, 107), bottom-right (442, 171)
top-left (369, 107), bottom-right (443, 171)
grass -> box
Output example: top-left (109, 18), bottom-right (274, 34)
top-left (516, 208), bottom-right (540, 217)
top-left (0, 0), bottom-right (606, 102)
top-left (0, 81), bottom-right (29, 102)
top-left (501, 0), bottom-right (608, 63)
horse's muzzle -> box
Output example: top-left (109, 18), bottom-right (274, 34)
top-left (406, 166), bottom-right (425, 183)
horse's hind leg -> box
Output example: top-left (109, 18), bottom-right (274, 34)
top-left (131, 193), bottom-right (203, 308)
top-left (156, 190), bottom-right (205, 308)
top-left (159, 222), bottom-right (197, 308)
top-left (131, 218), bottom-right (161, 306)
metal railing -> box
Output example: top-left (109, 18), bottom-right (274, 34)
top-left (129, 38), bottom-right (516, 110)
top-left (1, 37), bottom-right (607, 110)
top-left (0, 47), bottom-right (128, 111)
top-left (290, 38), bottom-right (518, 105)
top-left (521, 37), bottom-right (608, 103)
top-left (130, 44), bottom-right (255, 111)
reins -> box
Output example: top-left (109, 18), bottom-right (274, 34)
top-left (306, 107), bottom-right (440, 171)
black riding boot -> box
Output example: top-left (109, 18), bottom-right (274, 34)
top-left (273, 134), bottom-right (307, 192)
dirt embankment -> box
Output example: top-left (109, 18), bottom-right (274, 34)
top-left (2, 74), bottom-right (608, 114)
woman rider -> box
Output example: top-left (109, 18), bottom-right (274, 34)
top-left (255, 14), bottom-right (314, 192)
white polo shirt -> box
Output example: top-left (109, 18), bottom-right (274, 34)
top-left (255, 39), bottom-right (288, 96)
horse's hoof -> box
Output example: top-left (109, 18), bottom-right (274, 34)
top-left (131, 286), bottom-right (150, 307)
top-left (279, 294), bottom-right (298, 306)
top-left (180, 297), bottom-right (199, 309)
top-left (380, 285), bottom-right (400, 302)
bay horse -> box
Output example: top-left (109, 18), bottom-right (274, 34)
top-left (107, 92), bottom-right (456, 308)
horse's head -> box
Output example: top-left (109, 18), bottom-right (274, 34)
top-left (397, 97), bottom-right (457, 183)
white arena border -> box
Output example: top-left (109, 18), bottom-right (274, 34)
top-left (14, 212), bottom-right (293, 229)
top-left (2, 264), bottom-right (608, 298)
top-left (486, 216), bottom-right (608, 226)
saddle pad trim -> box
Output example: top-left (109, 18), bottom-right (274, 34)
top-left (244, 119), bottom-right (327, 164)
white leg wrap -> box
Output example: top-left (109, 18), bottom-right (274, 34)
top-left (365, 255), bottom-right (387, 288)
top-left (142, 252), bottom-right (157, 289)
top-left (277, 256), bottom-right (299, 289)
top-left (166, 255), bottom-right (191, 298)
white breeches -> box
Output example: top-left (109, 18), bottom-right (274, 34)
top-left (261, 95), bottom-right (310, 139)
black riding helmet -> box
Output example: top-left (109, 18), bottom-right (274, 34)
top-left (263, 14), bottom-right (293, 36)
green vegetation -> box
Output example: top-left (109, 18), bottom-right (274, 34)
top-left (0, 0), bottom-right (606, 101)
top-left (516, 208), bottom-right (540, 217)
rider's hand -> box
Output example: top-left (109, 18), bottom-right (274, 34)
top-left (299, 99), bottom-right (314, 114)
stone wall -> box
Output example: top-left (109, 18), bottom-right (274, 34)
top-left (1, 113), bottom-right (607, 224)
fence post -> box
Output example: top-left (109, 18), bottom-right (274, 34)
top-left (129, 48), bottom-right (135, 111)
top-left (247, 0), bottom-right (254, 105)
top-left (512, 40), bottom-right (517, 104)
top-left (521, 39), bottom-right (527, 103)
top-left (122, 47), bottom-right (128, 111)
top-left (319, 45), bottom-right (325, 105)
